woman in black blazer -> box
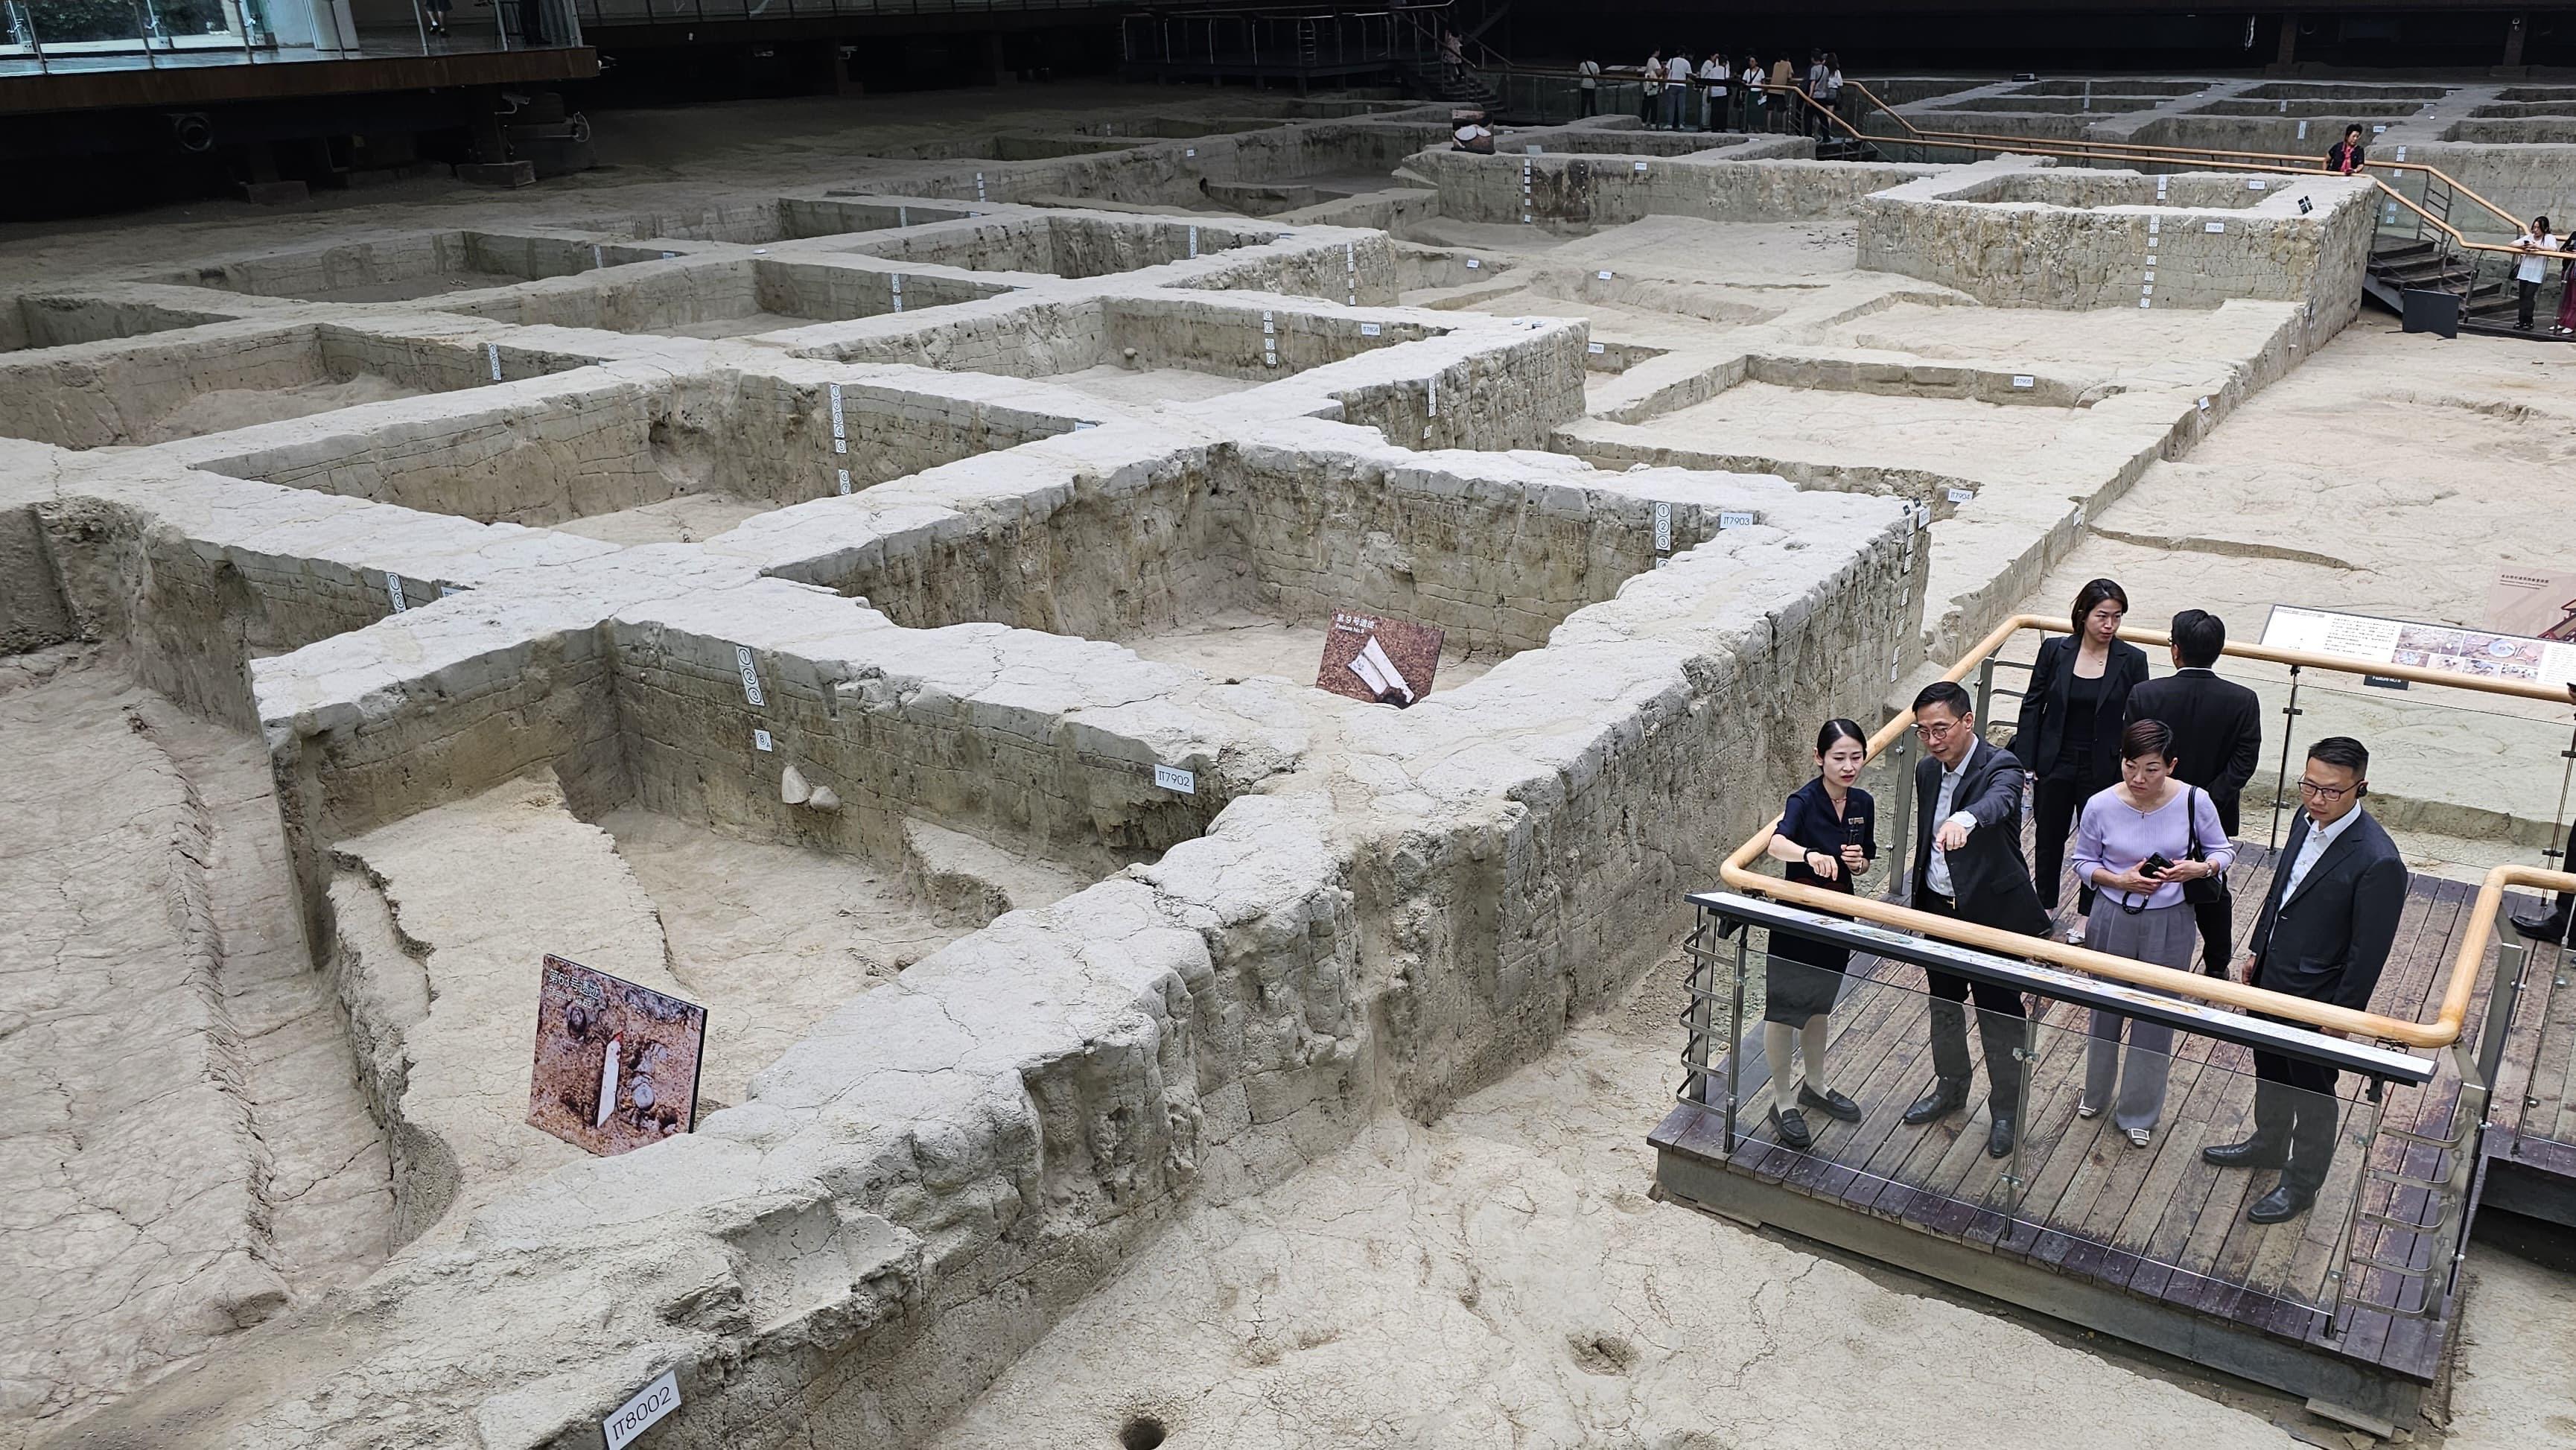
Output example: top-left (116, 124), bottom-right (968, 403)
top-left (2013, 579), bottom-right (2148, 940)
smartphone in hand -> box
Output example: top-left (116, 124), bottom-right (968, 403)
top-left (2139, 853), bottom-right (2174, 880)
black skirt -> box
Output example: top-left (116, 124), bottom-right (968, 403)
top-left (1764, 885), bottom-right (1851, 1026)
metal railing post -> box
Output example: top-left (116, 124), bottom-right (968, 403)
top-left (1974, 657), bottom-right (1996, 728)
top-left (1723, 923), bottom-right (1749, 1153)
top-left (2268, 664), bottom-right (2303, 853)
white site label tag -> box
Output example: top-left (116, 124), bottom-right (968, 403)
top-left (2248, 179), bottom-right (2265, 191)
top-left (2205, 221), bottom-right (2224, 233)
top-left (1632, 161), bottom-right (1648, 172)
top-left (485, 342), bottom-right (502, 381)
top-left (2198, 395), bottom-right (2211, 412)
top-left (1186, 147), bottom-right (1196, 157)
top-left (591, 244), bottom-right (605, 268)
top-left (753, 728), bottom-right (773, 752)
top-left (385, 574), bottom-right (407, 612)
top-left (1653, 500), bottom-right (1673, 551)
top-left (1188, 225), bottom-right (1199, 258)
top-left (1717, 511), bottom-right (1756, 530)
top-left (1153, 763), bottom-right (1195, 795)
top-left (735, 645), bottom-right (764, 707)
top-left (1361, 322), bottom-right (1381, 337)
top-left (604, 1368), bottom-right (681, 1450)
top-left (836, 468), bottom-right (851, 496)
top-left (1466, 258), bottom-right (1481, 269)
top-left (1596, 270), bottom-right (1612, 280)
top-left (2011, 375), bottom-right (2033, 388)
top-left (828, 382), bottom-right (845, 439)
top-left (1588, 341), bottom-right (1606, 354)
top-left (1946, 487), bottom-right (1974, 504)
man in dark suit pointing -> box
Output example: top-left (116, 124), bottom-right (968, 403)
top-left (2201, 736), bottom-right (2407, 1223)
top-left (1902, 680), bottom-right (2052, 1159)
top-left (2122, 608), bottom-right (2263, 975)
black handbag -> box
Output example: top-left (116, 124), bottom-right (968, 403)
top-left (2182, 786), bottom-right (2229, 906)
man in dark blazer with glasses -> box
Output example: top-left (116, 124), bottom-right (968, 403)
top-left (2201, 736), bottom-right (2405, 1224)
top-left (1902, 679), bottom-right (2052, 1159)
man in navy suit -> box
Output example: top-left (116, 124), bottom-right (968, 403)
top-left (1902, 680), bottom-right (2052, 1159)
top-left (2201, 737), bottom-right (2406, 1223)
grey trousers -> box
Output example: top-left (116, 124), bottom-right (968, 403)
top-left (2082, 898), bottom-right (2196, 1131)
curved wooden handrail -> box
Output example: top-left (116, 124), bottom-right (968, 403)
top-left (1717, 613), bottom-right (2576, 1050)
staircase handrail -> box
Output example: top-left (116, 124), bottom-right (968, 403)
top-left (1834, 78), bottom-right (2576, 266)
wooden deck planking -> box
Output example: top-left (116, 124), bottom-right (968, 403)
top-left (1682, 836), bottom-right (2481, 1386)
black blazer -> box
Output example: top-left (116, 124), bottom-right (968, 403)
top-left (1909, 739), bottom-right (2049, 935)
top-left (2249, 809), bottom-right (2407, 1014)
top-left (2012, 635), bottom-right (2150, 786)
top-left (2123, 668), bottom-right (2262, 836)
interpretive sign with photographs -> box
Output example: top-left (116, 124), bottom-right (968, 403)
top-left (1315, 610), bottom-right (1443, 707)
top-left (2261, 604), bottom-right (2576, 688)
top-left (526, 954), bottom-right (707, 1156)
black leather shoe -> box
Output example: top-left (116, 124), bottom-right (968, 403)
top-left (1771, 1107), bottom-right (1813, 1151)
top-left (2246, 1184), bottom-right (2316, 1224)
top-left (1800, 1084), bottom-right (1863, 1123)
top-left (2511, 907), bottom-right (2572, 944)
top-left (1903, 1079), bottom-right (1968, 1125)
top-left (1987, 1113), bottom-right (2015, 1159)
top-left (2201, 1137), bottom-right (2287, 1170)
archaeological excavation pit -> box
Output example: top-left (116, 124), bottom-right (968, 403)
top-left (820, 445), bottom-right (1732, 693)
top-left (0, 321), bottom-right (602, 451)
top-left (161, 229), bottom-right (685, 304)
top-left (13, 70), bottom-right (2576, 1450)
top-left (182, 362), bottom-right (1085, 540)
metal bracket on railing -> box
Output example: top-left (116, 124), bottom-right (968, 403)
top-left (2268, 664), bottom-right (2303, 853)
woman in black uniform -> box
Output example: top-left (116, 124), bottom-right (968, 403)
top-left (2012, 578), bottom-right (2148, 943)
top-left (1761, 718), bottom-right (1876, 1150)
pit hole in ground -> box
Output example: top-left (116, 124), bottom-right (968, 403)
top-left (1119, 1414), bottom-right (1168, 1449)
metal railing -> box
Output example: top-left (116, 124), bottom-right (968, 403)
top-left (1718, 612), bottom-right (2576, 1051)
top-left (1811, 78), bottom-right (2576, 274)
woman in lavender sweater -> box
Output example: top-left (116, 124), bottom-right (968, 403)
top-left (2071, 719), bottom-right (2235, 1146)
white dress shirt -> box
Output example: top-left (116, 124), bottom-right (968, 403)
top-left (1924, 753), bottom-right (1979, 897)
top-left (2282, 805), bottom-right (2360, 901)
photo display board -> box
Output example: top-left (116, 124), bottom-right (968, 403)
top-left (1315, 610), bottom-right (1444, 707)
top-left (2259, 604), bottom-right (2576, 689)
top-left (526, 955), bottom-right (707, 1156)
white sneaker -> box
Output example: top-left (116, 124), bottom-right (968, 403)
top-left (2126, 1127), bottom-right (2152, 1148)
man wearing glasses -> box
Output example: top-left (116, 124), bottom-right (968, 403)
top-left (2202, 737), bottom-right (2405, 1223)
top-left (1901, 681), bottom-right (2051, 1158)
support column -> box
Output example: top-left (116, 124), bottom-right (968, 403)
top-left (820, 39), bottom-right (857, 95)
top-left (2504, 11), bottom-right (2529, 69)
top-left (2274, 14), bottom-right (2297, 71)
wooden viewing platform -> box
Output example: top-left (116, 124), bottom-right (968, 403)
top-left (1653, 841), bottom-right (2576, 1427)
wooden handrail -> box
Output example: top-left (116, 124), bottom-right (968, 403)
top-left (1717, 613), bottom-right (2576, 1049)
top-left (1832, 79), bottom-right (2576, 265)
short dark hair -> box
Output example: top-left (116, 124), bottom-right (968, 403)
top-left (2307, 736), bottom-right (2369, 775)
top-left (2120, 718), bottom-right (2175, 763)
top-left (2170, 608), bottom-right (2226, 669)
top-left (2071, 577), bottom-right (2130, 637)
top-left (1912, 680), bottom-right (1973, 718)
top-left (2344, 124), bottom-right (2362, 137)
top-left (1816, 717), bottom-right (1868, 754)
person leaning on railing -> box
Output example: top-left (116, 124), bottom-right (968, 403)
top-left (2069, 719), bottom-right (2234, 1150)
top-left (2202, 737), bottom-right (2406, 1225)
top-left (2325, 124), bottom-right (2365, 176)
top-left (1758, 719), bottom-right (1877, 1151)
top-left (2517, 216), bottom-right (2561, 332)
top-left (1576, 57), bottom-right (1600, 118)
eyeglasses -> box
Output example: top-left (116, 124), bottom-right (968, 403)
top-left (1912, 719), bottom-right (1962, 740)
top-left (2296, 779), bottom-right (2354, 802)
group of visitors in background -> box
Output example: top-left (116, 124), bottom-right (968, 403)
top-left (1571, 49), bottom-right (1842, 133)
top-left (2328, 121), bottom-right (2576, 333)
top-left (1758, 582), bottom-right (2408, 1227)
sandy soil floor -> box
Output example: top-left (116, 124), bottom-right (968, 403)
top-left (130, 373), bottom-right (424, 445)
top-left (2002, 314), bottom-right (2576, 852)
top-left (287, 270), bottom-right (535, 304)
top-left (601, 808), bottom-right (965, 1097)
top-left (1046, 364), bottom-right (1262, 407)
top-left (929, 957), bottom-right (2402, 1450)
top-left (1822, 299), bottom-right (2262, 364)
top-left (1618, 378), bottom-right (2093, 473)
top-left (0, 649), bottom-right (389, 1444)
top-left (637, 309), bottom-right (826, 340)
top-left (555, 490), bottom-right (775, 545)
top-left (1121, 608), bottom-right (1500, 694)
